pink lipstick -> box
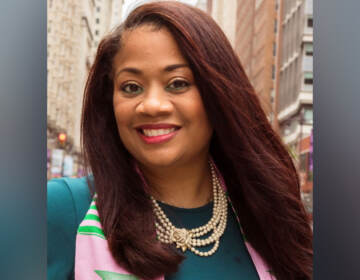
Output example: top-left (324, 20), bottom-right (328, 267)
top-left (136, 124), bottom-right (180, 144)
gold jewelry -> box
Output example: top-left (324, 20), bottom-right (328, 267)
top-left (151, 162), bottom-right (228, 257)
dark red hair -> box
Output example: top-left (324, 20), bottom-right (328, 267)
top-left (81, 2), bottom-right (312, 279)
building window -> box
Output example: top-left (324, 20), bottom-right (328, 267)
top-left (96, 7), bottom-right (100, 12)
top-left (304, 72), bottom-right (313, 85)
top-left (274, 19), bottom-right (277, 33)
top-left (96, 18), bottom-right (100, 24)
top-left (304, 43), bottom-right (313, 56)
top-left (307, 17), bottom-right (313, 28)
top-left (270, 89), bottom-right (275, 103)
top-left (273, 42), bottom-right (276, 56)
top-left (272, 65), bottom-right (276, 80)
top-left (95, 30), bottom-right (99, 36)
top-left (303, 107), bottom-right (313, 124)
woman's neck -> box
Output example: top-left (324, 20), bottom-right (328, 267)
top-left (140, 156), bottom-right (212, 208)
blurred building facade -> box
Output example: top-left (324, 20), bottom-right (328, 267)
top-left (276, 0), bottom-right (313, 216)
top-left (207, 0), bottom-right (280, 124)
top-left (237, 0), bottom-right (279, 120)
top-left (194, 0), bottom-right (208, 11)
top-left (206, 0), bottom-right (313, 215)
top-left (277, 0), bottom-right (313, 145)
top-left (47, 0), bottom-right (124, 179)
top-left (93, 0), bottom-right (123, 49)
top-left (47, 0), bottom-right (96, 178)
top-left (207, 0), bottom-right (238, 46)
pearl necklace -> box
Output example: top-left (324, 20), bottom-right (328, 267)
top-left (151, 162), bottom-right (228, 257)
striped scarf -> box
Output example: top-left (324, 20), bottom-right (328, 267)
top-left (75, 165), bottom-right (275, 280)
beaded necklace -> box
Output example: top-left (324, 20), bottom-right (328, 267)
top-left (151, 161), bottom-right (228, 257)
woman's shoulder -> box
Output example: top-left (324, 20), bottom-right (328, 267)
top-left (47, 177), bottom-right (93, 280)
top-left (47, 177), bottom-right (93, 226)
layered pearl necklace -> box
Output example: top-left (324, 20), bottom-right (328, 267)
top-left (151, 162), bottom-right (228, 257)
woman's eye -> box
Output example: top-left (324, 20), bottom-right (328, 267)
top-left (121, 83), bottom-right (143, 95)
top-left (167, 79), bottom-right (190, 92)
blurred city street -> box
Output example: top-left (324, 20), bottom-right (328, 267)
top-left (47, 0), bottom-right (313, 216)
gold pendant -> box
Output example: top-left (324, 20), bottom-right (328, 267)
top-left (170, 228), bottom-right (192, 252)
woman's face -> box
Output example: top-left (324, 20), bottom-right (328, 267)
top-left (112, 25), bottom-right (213, 169)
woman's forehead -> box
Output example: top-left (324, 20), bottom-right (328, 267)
top-left (113, 26), bottom-right (188, 73)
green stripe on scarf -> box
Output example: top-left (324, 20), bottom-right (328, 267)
top-left (95, 270), bottom-right (139, 279)
top-left (78, 232), bottom-right (106, 240)
top-left (78, 225), bottom-right (105, 238)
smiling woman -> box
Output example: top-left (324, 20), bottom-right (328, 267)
top-left (47, 1), bottom-right (313, 280)
top-left (112, 25), bottom-right (212, 170)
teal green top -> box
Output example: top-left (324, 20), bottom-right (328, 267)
top-left (47, 178), bottom-right (259, 280)
top-left (160, 201), bottom-right (259, 280)
top-left (47, 177), bottom-right (92, 280)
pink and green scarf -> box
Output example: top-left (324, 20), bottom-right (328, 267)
top-left (75, 166), bottom-right (275, 280)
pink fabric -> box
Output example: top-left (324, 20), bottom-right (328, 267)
top-left (75, 235), bottom-right (131, 279)
top-left (88, 209), bottom-right (100, 215)
top-left (245, 242), bottom-right (275, 280)
top-left (79, 219), bottom-right (102, 228)
top-left (75, 216), bottom-right (164, 280)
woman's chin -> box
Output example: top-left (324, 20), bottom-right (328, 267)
top-left (137, 154), bottom-right (183, 170)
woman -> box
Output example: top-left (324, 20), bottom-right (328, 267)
top-left (48, 1), bottom-right (313, 279)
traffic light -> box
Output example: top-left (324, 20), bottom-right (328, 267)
top-left (58, 133), bottom-right (67, 147)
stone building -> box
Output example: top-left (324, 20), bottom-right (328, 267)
top-left (194, 0), bottom-right (208, 11)
top-left (237, 0), bottom-right (279, 120)
top-left (207, 0), bottom-right (238, 47)
top-left (207, 0), bottom-right (280, 127)
top-left (93, 0), bottom-right (123, 49)
top-left (277, 0), bottom-right (313, 147)
top-left (276, 0), bottom-right (313, 215)
top-left (47, 0), bottom-right (106, 178)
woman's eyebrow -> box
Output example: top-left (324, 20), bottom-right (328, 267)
top-left (116, 64), bottom-right (189, 78)
top-left (116, 67), bottom-right (142, 78)
top-left (164, 64), bottom-right (189, 72)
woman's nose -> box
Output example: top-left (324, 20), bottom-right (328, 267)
top-left (136, 86), bottom-right (173, 116)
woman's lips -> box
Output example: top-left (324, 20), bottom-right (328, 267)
top-left (135, 124), bottom-right (181, 144)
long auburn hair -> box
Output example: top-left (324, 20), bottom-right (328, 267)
top-left (81, 1), bottom-right (313, 279)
